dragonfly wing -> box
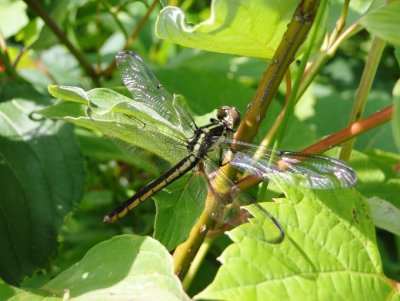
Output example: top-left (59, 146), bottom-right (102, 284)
top-left (87, 108), bottom-right (189, 165)
top-left (116, 51), bottom-right (195, 136)
top-left (202, 157), bottom-right (284, 242)
top-left (219, 139), bottom-right (356, 189)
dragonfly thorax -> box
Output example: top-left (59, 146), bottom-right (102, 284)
top-left (186, 107), bottom-right (240, 158)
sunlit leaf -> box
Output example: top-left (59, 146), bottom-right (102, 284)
top-left (0, 1), bottom-right (28, 38)
top-left (197, 186), bottom-right (399, 300)
top-left (41, 86), bottom-right (185, 164)
top-left (156, 0), bottom-right (299, 59)
top-left (48, 85), bottom-right (88, 104)
top-left (361, 1), bottom-right (400, 46)
top-left (42, 235), bottom-right (190, 301)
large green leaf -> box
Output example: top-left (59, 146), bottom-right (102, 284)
top-left (197, 186), bottom-right (399, 300)
top-left (361, 1), bottom-right (400, 46)
top-left (42, 235), bottom-right (190, 300)
top-left (44, 86), bottom-right (185, 165)
top-left (0, 98), bottom-right (84, 285)
top-left (1, 235), bottom-right (189, 300)
top-left (155, 0), bottom-right (299, 59)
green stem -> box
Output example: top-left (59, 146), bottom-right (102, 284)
top-left (182, 239), bottom-right (212, 290)
top-left (339, 36), bottom-right (386, 161)
top-left (173, 190), bottom-right (220, 279)
top-left (274, 0), bottom-right (328, 149)
top-left (173, 0), bottom-right (322, 282)
top-left (234, 0), bottom-right (321, 144)
top-left (328, 0), bottom-right (350, 46)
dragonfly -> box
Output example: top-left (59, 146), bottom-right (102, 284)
top-left (90, 51), bottom-right (356, 238)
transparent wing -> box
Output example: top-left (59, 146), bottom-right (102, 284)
top-left (87, 108), bottom-right (189, 166)
top-left (202, 157), bottom-right (285, 242)
top-left (116, 51), bottom-right (195, 136)
top-left (219, 139), bottom-right (357, 189)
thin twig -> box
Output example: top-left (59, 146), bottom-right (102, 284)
top-left (328, 0), bottom-right (350, 46)
top-left (23, 0), bottom-right (99, 85)
top-left (298, 22), bottom-right (362, 99)
top-left (339, 36), bottom-right (386, 160)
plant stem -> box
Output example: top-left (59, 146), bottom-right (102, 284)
top-left (261, 72), bottom-right (292, 147)
top-left (328, 0), bottom-right (350, 46)
top-left (339, 36), bottom-right (387, 160)
top-left (173, 0), bottom-right (322, 281)
top-left (234, 0), bottom-right (321, 144)
top-left (23, 0), bottom-right (99, 85)
top-left (182, 238), bottom-right (212, 290)
top-left (274, 0), bottom-right (328, 149)
top-left (173, 190), bottom-right (220, 279)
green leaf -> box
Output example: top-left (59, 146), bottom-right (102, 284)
top-left (351, 150), bottom-right (400, 209)
top-left (41, 86), bottom-right (185, 165)
top-left (197, 186), bottom-right (399, 300)
top-left (361, 1), bottom-right (400, 46)
top-left (0, 99), bottom-right (84, 285)
top-left (154, 173), bottom-right (207, 250)
top-left (0, 1), bottom-right (28, 38)
top-left (0, 280), bottom-right (60, 300)
top-left (155, 0), bottom-right (299, 59)
top-left (48, 85), bottom-right (88, 104)
top-left (42, 235), bottom-right (190, 301)
top-left (367, 197), bottom-right (400, 236)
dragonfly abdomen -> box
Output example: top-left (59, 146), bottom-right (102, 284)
top-left (103, 154), bottom-right (201, 223)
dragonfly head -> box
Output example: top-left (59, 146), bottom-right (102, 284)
top-left (217, 106), bottom-right (241, 130)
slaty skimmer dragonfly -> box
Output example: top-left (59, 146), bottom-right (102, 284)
top-left (91, 51), bottom-right (356, 236)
